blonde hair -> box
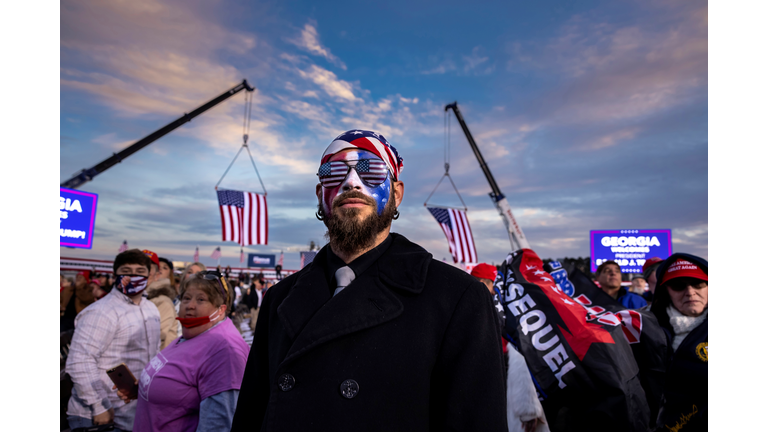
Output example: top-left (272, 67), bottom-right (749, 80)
top-left (179, 272), bottom-right (232, 312)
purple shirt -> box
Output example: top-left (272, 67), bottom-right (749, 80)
top-left (134, 318), bottom-right (249, 432)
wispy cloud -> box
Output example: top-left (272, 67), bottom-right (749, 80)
top-left (297, 65), bottom-right (359, 102)
top-left (287, 21), bottom-right (347, 70)
top-left (463, 46), bottom-right (494, 75)
top-left (507, 2), bottom-right (707, 128)
top-left (420, 54), bottom-right (456, 75)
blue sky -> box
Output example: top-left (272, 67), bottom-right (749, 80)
top-left (59, 0), bottom-right (708, 269)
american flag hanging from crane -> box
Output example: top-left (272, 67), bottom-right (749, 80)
top-left (427, 207), bottom-right (478, 264)
top-left (217, 189), bottom-right (268, 246)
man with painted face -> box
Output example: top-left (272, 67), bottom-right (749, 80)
top-left (231, 130), bottom-right (508, 432)
top-left (66, 249), bottom-right (161, 432)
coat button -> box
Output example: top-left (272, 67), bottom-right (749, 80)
top-left (340, 379), bottom-right (359, 399)
top-left (278, 374), bottom-right (295, 391)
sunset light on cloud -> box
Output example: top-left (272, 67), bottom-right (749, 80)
top-left (59, 0), bottom-right (708, 268)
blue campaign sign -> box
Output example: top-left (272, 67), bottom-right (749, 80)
top-left (60, 187), bottom-right (99, 249)
top-left (590, 229), bottom-right (673, 273)
top-left (248, 253), bottom-right (276, 268)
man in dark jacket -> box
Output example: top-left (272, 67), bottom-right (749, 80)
top-left (596, 260), bottom-right (647, 309)
top-left (231, 130), bottom-right (508, 432)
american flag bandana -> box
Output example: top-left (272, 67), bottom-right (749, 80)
top-left (320, 130), bottom-right (404, 181)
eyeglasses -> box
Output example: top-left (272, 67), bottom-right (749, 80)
top-left (317, 159), bottom-right (389, 188)
top-left (200, 271), bottom-right (230, 305)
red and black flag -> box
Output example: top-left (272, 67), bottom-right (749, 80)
top-left (546, 261), bottom-right (668, 426)
top-left (496, 249), bottom-right (649, 431)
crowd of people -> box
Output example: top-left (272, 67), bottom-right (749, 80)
top-left (59, 129), bottom-right (706, 432)
top-left (60, 251), bottom-right (278, 432)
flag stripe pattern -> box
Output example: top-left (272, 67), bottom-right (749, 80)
top-left (217, 190), bottom-right (268, 246)
top-left (318, 159), bottom-right (388, 187)
top-left (321, 130), bottom-right (404, 181)
top-left (211, 247), bottom-right (221, 260)
top-left (427, 207), bottom-right (478, 263)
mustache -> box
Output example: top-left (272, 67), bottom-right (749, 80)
top-left (332, 191), bottom-right (377, 208)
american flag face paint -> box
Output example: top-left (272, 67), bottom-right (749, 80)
top-left (320, 150), bottom-right (392, 216)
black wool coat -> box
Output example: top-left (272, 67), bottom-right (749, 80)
top-left (230, 233), bottom-right (508, 432)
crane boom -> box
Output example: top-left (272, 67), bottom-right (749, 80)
top-left (444, 101), bottom-right (530, 251)
top-left (61, 79), bottom-right (255, 189)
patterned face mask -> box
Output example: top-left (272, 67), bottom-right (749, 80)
top-left (113, 275), bottom-right (149, 296)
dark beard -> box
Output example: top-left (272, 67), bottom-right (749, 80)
top-left (321, 189), bottom-right (397, 256)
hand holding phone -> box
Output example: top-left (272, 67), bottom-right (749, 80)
top-left (106, 363), bottom-right (138, 402)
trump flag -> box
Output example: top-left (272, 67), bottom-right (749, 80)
top-left (217, 189), bottom-right (268, 246)
top-left (426, 207), bottom-right (477, 263)
top-left (496, 249), bottom-right (649, 431)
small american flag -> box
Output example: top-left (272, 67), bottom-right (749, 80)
top-left (217, 189), bottom-right (268, 246)
top-left (300, 251), bottom-right (317, 268)
top-left (118, 240), bottom-right (128, 253)
top-left (278, 251), bottom-right (284, 267)
top-left (427, 207), bottom-right (478, 264)
top-left (193, 245), bottom-right (199, 262)
top-left (240, 248), bottom-right (245, 264)
top-left (211, 247), bottom-right (222, 260)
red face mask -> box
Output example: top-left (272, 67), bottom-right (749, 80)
top-left (176, 308), bottom-right (221, 329)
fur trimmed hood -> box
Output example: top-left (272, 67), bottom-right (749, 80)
top-left (507, 343), bottom-right (549, 432)
top-left (147, 278), bottom-right (176, 301)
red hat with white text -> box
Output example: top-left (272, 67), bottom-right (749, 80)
top-left (659, 258), bottom-right (708, 286)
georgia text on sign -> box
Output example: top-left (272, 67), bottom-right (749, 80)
top-left (60, 197), bottom-right (83, 220)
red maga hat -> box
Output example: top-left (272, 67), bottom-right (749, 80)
top-left (642, 257), bottom-right (664, 273)
top-left (471, 263), bottom-right (498, 281)
top-left (659, 258), bottom-right (708, 286)
top-left (142, 250), bottom-right (160, 267)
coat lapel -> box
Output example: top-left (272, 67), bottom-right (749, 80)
top-left (276, 250), bottom-right (333, 341)
top-left (276, 234), bottom-right (433, 365)
top-left (281, 264), bottom-right (404, 364)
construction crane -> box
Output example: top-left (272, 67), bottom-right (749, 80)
top-left (61, 80), bottom-right (255, 189)
top-left (445, 102), bottom-right (530, 251)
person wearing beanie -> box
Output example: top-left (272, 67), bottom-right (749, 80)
top-left (630, 274), bottom-right (647, 295)
top-left (231, 130), bottom-right (507, 432)
top-left (641, 257), bottom-right (664, 303)
top-left (650, 253), bottom-right (708, 431)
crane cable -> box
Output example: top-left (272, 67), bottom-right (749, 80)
top-left (215, 90), bottom-right (267, 195)
top-left (423, 110), bottom-right (467, 210)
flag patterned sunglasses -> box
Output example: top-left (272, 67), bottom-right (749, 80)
top-left (317, 159), bottom-right (389, 188)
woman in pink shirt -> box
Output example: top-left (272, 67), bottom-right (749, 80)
top-left (118, 271), bottom-right (250, 431)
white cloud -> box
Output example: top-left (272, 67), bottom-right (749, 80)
top-left (421, 60), bottom-right (456, 75)
top-left (462, 46), bottom-right (493, 74)
top-left (298, 65), bottom-right (359, 102)
top-left (288, 22), bottom-right (347, 70)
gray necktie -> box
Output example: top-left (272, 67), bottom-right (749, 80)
top-left (333, 266), bottom-right (355, 297)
